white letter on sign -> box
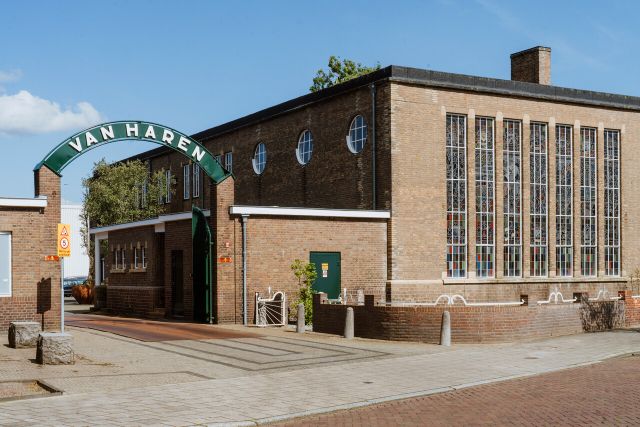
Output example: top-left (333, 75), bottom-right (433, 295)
top-left (85, 132), bottom-right (99, 146)
top-left (100, 125), bottom-right (115, 140)
top-left (68, 137), bottom-right (83, 152)
top-left (144, 125), bottom-right (156, 139)
top-left (191, 146), bottom-right (205, 162)
top-left (162, 129), bottom-right (174, 145)
top-left (177, 136), bottom-right (191, 152)
top-left (126, 123), bottom-right (139, 137)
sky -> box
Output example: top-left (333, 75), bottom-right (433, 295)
top-left (1, 0), bottom-right (639, 204)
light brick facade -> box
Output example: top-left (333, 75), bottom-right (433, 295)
top-left (93, 47), bottom-right (640, 327)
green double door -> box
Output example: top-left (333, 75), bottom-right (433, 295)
top-left (310, 252), bottom-right (341, 299)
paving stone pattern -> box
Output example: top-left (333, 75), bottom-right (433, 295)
top-left (273, 354), bottom-right (640, 427)
top-left (1, 317), bottom-right (640, 426)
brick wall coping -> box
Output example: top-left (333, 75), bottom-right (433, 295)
top-left (90, 210), bottom-right (210, 234)
top-left (229, 205), bottom-right (390, 219)
top-left (0, 196), bottom-right (47, 208)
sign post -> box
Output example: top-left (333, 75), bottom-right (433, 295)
top-left (57, 224), bottom-right (71, 332)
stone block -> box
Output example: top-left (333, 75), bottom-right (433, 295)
top-left (8, 321), bottom-right (41, 348)
top-left (36, 333), bottom-right (74, 365)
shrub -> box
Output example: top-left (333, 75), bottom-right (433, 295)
top-left (71, 284), bottom-right (94, 304)
top-left (290, 259), bottom-right (318, 325)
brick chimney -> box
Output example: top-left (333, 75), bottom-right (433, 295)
top-left (510, 46), bottom-right (551, 85)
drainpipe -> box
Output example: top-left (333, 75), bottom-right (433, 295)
top-left (241, 215), bottom-right (249, 325)
top-left (370, 83), bottom-right (377, 210)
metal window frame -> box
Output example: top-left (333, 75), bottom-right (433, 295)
top-left (503, 119), bottom-right (522, 277)
top-left (253, 142), bottom-right (267, 175)
top-left (604, 129), bottom-right (621, 276)
top-left (580, 127), bottom-right (598, 276)
top-left (192, 164), bottom-right (201, 198)
top-left (530, 122), bottom-right (548, 277)
top-left (348, 115), bottom-right (367, 154)
top-left (296, 130), bottom-right (314, 165)
top-left (555, 124), bottom-right (573, 277)
top-left (224, 151), bottom-right (233, 173)
top-left (475, 116), bottom-right (496, 278)
top-left (446, 113), bottom-right (467, 278)
top-left (165, 169), bottom-right (172, 204)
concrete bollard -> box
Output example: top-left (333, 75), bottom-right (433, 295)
top-left (440, 310), bottom-right (451, 347)
top-left (36, 332), bottom-right (74, 365)
top-left (296, 303), bottom-right (305, 333)
top-left (344, 307), bottom-right (354, 339)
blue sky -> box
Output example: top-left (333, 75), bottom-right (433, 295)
top-left (1, 0), bottom-right (638, 203)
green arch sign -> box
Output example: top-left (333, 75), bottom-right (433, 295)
top-left (34, 120), bottom-right (229, 183)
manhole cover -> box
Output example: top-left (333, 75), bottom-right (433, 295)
top-left (0, 380), bottom-right (62, 402)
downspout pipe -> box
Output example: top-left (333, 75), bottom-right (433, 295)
top-left (241, 215), bottom-right (249, 325)
top-left (370, 83), bottom-right (377, 210)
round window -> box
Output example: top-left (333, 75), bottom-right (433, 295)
top-left (252, 143), bottom-right (267, 175)
top-left (296, 130), bottom-right (313, 165)
top-left (347, 115), bottom-right (367, 154)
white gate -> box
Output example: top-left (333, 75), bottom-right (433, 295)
top-left (255, 291), bottom-right (286, 326)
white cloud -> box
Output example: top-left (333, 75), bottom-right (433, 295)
top-left (0, 90), bottom-right (103, 135)
top-left (0, 69), bottom-right (22, 83)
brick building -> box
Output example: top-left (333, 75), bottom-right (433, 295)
top-left (0, 167), bottom-right (61, 330)
top-left (90, 46), bottom-right (640, 325)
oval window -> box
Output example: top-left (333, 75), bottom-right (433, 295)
top-left (347, 115), bottom-right (367, 154)
top-left (296, 130), bottom-right (314, 165)
top-left (252, 142), bottom-right (267, 175)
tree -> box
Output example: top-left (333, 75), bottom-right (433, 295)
top-left (310, 56), bottom-right (381, 92)
top-left (290, 259), bottom-right (318, 325)
top-left (80, 159), bottom-right (174, 284)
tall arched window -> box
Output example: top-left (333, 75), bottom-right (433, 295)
top-left (347, 115), bottom-right (367, 153)
top-left (253, 142), bottom-right (267, 175)
top-left (296, 130), bottom-right (313, 165)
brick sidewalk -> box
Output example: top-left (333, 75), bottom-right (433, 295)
top-left (1, 328), bottom-right (640, 426)
top-left (272, 354), bottom-right (640, 427)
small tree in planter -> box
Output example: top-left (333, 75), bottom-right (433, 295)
top-left (290, 259), bottom-right (318, 325)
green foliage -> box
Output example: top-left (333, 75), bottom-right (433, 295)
top-left (310, 56), bottom-right (381, 92)
top-left (79, 159), bottom-right (175, 272)
top-left (290, 259), bottom-right (318, 325)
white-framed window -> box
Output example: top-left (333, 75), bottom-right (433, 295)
top-left (475, 117), bottom-right (495, 278)
top-left (253, 143), bottom-right (267, 175)
top-left (530, 122), bottom-right (548, 277)
top-left (503, 119), bottom-right (522, 277)
top-left (192, 164), bottom-right (201, 198)
top-left (142, 247), bottom-right (148, 269)
top-left (141, 180), bottom-right (147, 208)
top-left (556, 125), bottom-right (573, 277)
top-left (296, 130), bottom-right (314, 165)
top-left (165, 169), bottom-right (172, 204)
top-left (0, 232), bottom-right (11, 297)
top-left (347, 115), bottom-right (367, 154)
top-left (183, 164), bottom-right (190, 200)
top-left (446, 114), bottom-right (467, 278)
top-left (580, 127), bottom-right (597, 276)
top-left (604, 129), bottom-right (620, 276)
top-left (114, 247), bottom-right (127, 270)
top-left (134, 247), bottom-right (140, 269)
top-left (224, 152), bottom-right (233, 173)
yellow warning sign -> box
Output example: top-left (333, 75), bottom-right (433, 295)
top-left (57, 223), bottom-right (71, 257)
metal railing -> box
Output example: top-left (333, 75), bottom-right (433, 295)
top-left (255, 291), bottom-right (286, 327)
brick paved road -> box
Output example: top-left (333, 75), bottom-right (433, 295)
top-left (273, 354), bottom-right (640, 427)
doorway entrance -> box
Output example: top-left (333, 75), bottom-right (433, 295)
top-left (310, 252), bottom-right (341, 299)
top-left (171, 250), bottom-right (184, 316)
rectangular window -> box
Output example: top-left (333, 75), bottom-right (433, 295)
top-left (446, 114), bottom-right (467, 278)
top-left (192, 164), bottom-right (201, 198)
top-left (604, 130), bottom-right (620, 276)
top-left (183, 164), bottom-right (190, 200)
top-left (121, 248), bottom-right (127, 269)
top-left (224, 151), bottom-right (233, 173)
top-left (0, 232), bottom-right (11, 297)
top-left (134, 247), bottom-right (140, 269)
top-left (475, 117), bottom-right (495, 277)
top-left (556, 125), bottom-right (573, 276)
top-left (530, 122), bottom-right (548, 277)
top-left (165, 169), bottom-right (172, 204)
top-left (142, 247), bottom-right (147, 269)
top-left (580, 128), bottom-right (597, 276)
top-left (141, 181), bottom-right (147, 208)
top-left (503, 120), bottom-right (522, 277)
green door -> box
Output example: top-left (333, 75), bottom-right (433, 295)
top-left (310, 252), bottom-right (341, 299)
top-left (192, 206), bottom-right (213, 323)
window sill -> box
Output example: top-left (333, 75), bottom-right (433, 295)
top-left (110, 269), bottom-right (127, 274)
top-left (131, 268), bottom-right (147, 273)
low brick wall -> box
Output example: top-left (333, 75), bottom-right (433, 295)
top-left (106, 286), bottom-right (164, 318)
top-left (313, 292), bottom-right (640, 344)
